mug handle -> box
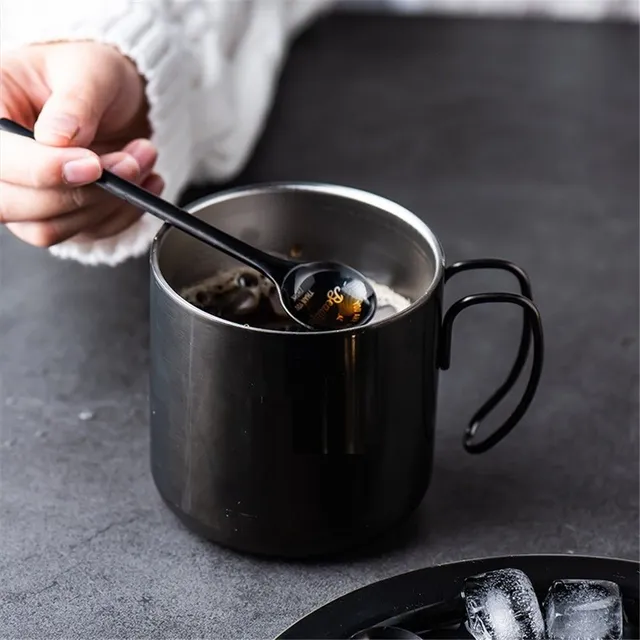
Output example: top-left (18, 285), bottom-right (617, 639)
top-left (437, 258), bottom-right (544, 454)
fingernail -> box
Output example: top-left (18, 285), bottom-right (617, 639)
top-left (145, 175), bottom-right (165, 194)
top-left (37, 113), bottom-right (79, 141)
top-left (62, 156), bottom-right (102, 185)
top-left (104, 155), bottom-right (140, 178)
top-left (125, 140), bottom-right (157, 172)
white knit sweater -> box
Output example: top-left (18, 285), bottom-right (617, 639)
top-left (0, 0), bottom-right (335, 266)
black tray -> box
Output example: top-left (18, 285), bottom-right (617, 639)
top-left (276, 554), bottom-right (640, 639)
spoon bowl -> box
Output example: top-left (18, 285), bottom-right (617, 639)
top-left (280, 260), bottom-right (377, 330)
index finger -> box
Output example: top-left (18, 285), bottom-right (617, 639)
top-left (0, 129), bottom-right (101, 188)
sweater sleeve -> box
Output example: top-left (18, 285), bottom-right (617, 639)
top-left (0, 0), bottom-right (334, 266)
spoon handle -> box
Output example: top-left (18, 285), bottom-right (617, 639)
top-left (0, 118), bottom-right (290, 280)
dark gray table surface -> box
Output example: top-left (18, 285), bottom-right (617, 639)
top-left (1, 14), bottom-right (638, 640)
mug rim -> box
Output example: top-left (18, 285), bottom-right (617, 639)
top-left (150, 181), bottom-right (446, 336)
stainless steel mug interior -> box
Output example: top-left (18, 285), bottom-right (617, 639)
top-left (149, 183), bottom-right (543, 557)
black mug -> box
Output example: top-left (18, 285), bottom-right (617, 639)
top-left (149, 183), bottom-right (543, 557)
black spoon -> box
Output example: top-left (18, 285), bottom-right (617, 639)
top-left (0, 118), bottom-right (377, 331)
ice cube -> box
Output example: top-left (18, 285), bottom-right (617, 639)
top-left (543, 579), bottom-right (623, 640)
top-left (462, 568), bottom-right (545, 640)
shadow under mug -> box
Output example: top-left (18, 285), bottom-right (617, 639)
top-left (149, 183), bottom-right (544, 557)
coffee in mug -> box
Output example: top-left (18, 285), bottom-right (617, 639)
top-left (180, 263), bottom-right (410, 331)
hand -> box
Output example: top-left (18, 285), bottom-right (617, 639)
top-left (0, 41), bottom-right (164, 247)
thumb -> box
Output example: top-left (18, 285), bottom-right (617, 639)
top-left (34, 49), bottom-right (120, 147)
